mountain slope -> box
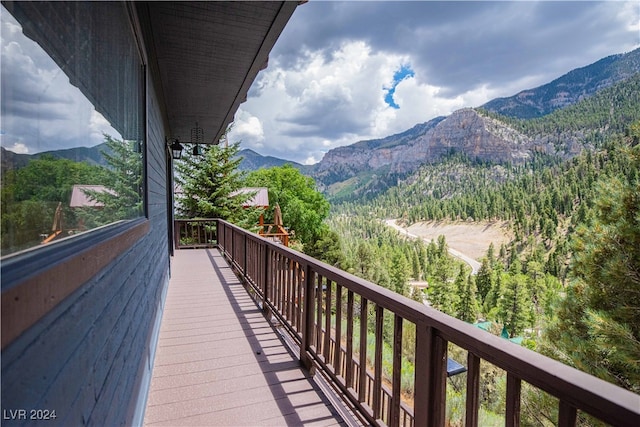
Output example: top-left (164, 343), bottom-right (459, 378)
top-left (312, 109), bottom-right (533, 192)
top-left (482, 47), bottom-right (640, 119)
top-left (236, 148), bottom-right (308, 172)
top-left (313, 72), bottom-right (640, 200)
top-left (1, 143), bottom-right (110, 177)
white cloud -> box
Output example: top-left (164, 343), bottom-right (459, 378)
top-left (232, 40), bottom-right (426, 163)
top-left (233, 39), bottom-right (516, 163)
top-left (303, 155), bottom-right (320, 166)
top-left (7, 142), bottom-right (29, 154)
top-left (231, 109), bottom-right (265, 149)
top-left (614, 2), bottom-right (640, 46)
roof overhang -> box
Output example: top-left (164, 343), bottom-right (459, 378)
top-left (3, 1), bottom-right (299, 147)
top-left (138, 1), bottom-right (299, 145)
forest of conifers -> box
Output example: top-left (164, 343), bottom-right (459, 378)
top-left (318, 74), bottom-right (639, 424)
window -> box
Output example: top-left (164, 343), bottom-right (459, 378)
top-left (1, 2), bottom-right (145, 257)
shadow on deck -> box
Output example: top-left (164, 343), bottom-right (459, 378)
top-left (143, 249), bottom-right (347, 426)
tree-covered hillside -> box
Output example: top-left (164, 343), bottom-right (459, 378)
top-left (482, 47), bottom-right (640, 118)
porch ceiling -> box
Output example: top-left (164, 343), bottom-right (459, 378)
top-left (141, 1), bottom-right (298, 145)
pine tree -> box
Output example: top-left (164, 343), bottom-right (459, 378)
top-left (484, 263), bottom-right (504, 317)
top-left (429, 257), bottom-right (458, 316)
top-left (498, 272), bottom-right (533, 338)
top-left (456, 271), bottom-right (480, 323)
top-left (390, 251), bottom-right (410, 296)
top-left (355, 241), bottom-right (375, 281)
top-left (476, 258), bottom-right (494, 304)
top-left (81, 135), bottom-right (143, 226)
top-left (304, 226), bottom-right (346, 269)
top-left (544, 139), bottom-right (640, 393)
top-left (175, 141), bottom-right (255, 224)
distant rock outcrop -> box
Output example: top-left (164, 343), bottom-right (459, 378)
top-left (312, 109), bottom-right (533, 187)
top-left (309, 49), bottom-right (640, 195)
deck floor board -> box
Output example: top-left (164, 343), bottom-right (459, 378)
top-left (144, 248), bottom-right (345, 426)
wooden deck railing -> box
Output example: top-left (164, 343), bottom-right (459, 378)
top-left (214, 219), bottom-right (639, 427)
top-left (174, 219), bottom-right (217, 249)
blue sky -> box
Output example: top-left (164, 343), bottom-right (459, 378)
top-left (385, 65), bottom-right (416, 109)
top-left (2, 1), bottom-right (639, 164)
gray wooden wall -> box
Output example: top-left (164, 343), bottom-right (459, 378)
top-left (1, 70), bottom-right (171, 427)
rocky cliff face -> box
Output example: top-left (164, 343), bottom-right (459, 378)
top-left (312, 109), bottom-right (533, 186)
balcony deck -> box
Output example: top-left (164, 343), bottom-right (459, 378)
top-left (143, 248), bottom-right (347, 426)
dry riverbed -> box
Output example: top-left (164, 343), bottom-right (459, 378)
top-left (405, 220), bottom-right (513, 261)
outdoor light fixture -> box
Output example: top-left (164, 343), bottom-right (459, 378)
top-left (169, 139), bottom-right (184, 159)
top-left (168, 123), bottom-right (204, 159)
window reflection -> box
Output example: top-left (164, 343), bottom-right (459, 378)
top-left (0, 3), bottom-right (144, 257)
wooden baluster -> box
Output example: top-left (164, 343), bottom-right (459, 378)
top-left (334, 284), bottom-right (343, 376)
top-left (296, 264), bottom-right (303, 332)
top-left (262, 245), bottom-right (270, 315)
top-left (390, 314), bottom-right (403, 427)
top-left (506, 373), bottom-right (521, 427)
top-left (345, 290), bottom-right (355, 389)
top-left (323, 279), bottom-right (332, 364)
top-left (315, 274), bottom-right (323, 352)
top-left (373, 305), bottom-right (384, 421)
top-left (465, 352), bottom-right (481, 427)
top-left (558, 400), bottom-right (577, 427)
top-left (358, 298), bottom-right (368, 403)
top-left (413, 325), bottom-right (446, 427)
top-left (300, 264), bottom-right (314, 370)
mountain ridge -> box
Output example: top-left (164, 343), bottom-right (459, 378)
top-left (4, 48), bottom-right (638, 193)
top-left (482, 48), bottom-right (640, 118)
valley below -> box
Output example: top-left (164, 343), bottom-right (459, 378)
top-left (387, 219), bottom-right (513, 269)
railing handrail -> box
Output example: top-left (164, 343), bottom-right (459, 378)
top-left (215, 219), bottom-right (640, 426)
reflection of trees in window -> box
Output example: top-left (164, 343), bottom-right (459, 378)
top-left (0, 156), bottom-right (106, 254)
top-left (0, 135), bottom-right (143, 256)
top-left (0, 3), bottom-right (145, 257)
top-left (77, 135), bottom-right (143, 229)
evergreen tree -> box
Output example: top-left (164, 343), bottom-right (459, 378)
top-left (483, 263), bottom-right (503, 319)
top-left (476, 258), bottom-right (494, 304)
top-left (486, 242), bottom-right (496, 266)
top-left (305, 226), bottom-right (346, 269)
top-left (411, 248), bottom-right (422, 280)
top-left (498, 272), bottom-right (533, 337)
top-left (544, 140), bottom-right (640, 392)
top-left (456, 272), bottom-right (480, 323)
top-left (390, 251), bottom-right (410, 296)
top-left (355, 241), bottom-right (375, 280)
top-left (176, 141), bottom-right (254, 224)
top-left (429, 258), bottom-right (458, 316)
top-left (82, 135), bottom-right (143, 226)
